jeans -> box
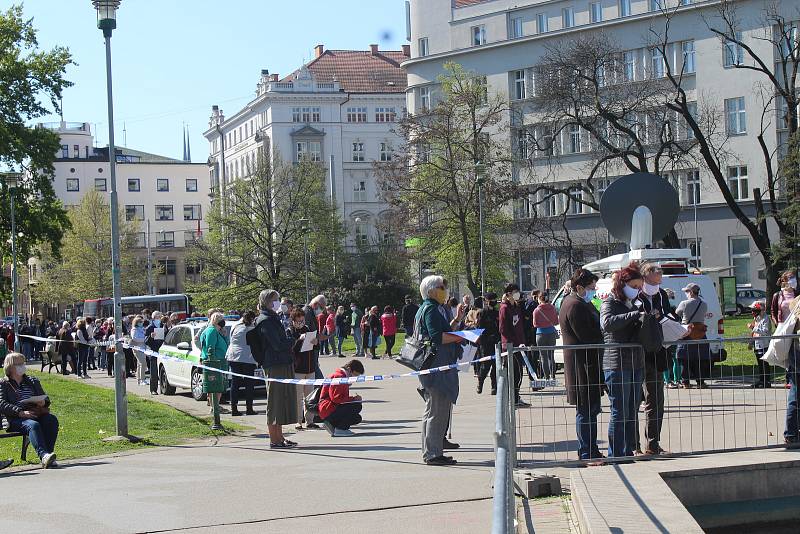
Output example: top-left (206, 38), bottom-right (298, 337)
top-left (384, 335), bottom-right (396, 356)
top-left (228, 362), bottom-right (256, 411)
top-left (326, 402), bottom-right (362, 430)
top-left (478, 346), bottom-right (497, 392)
top-left (604, 368), bottom-right (643, 458)
top-left (536, 332), bottom-right (557, 380)
top-left (576, 393), bottom-right (602, 460)
top-left (77, 345), bottom-right (90, 376)
top-left (9, 413), bottom-right (59, 460)
top-left (22, 342), bottom-right (34, 362)
top-left (320, 330), bottom-right (330, 355)
top-left (336, 335), bottom-right (345, 355)
top-left (785, 343), bottom-right (800, 442)
top-left (352, 326), bottom-right (363, 355)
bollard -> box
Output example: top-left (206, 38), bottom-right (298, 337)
top-left (202, 359), bottom-right (226, 431)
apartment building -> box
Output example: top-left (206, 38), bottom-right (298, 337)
top-left (36, 121), bottom-right (209, 297)
top-left (405, 0), bottom-right (798, 290)
top-left (204, 44), bottom-right (409, 250)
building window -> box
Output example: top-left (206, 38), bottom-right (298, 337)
top-left (375, 107), bottom-right (397, 122)
top-left (186, 260), bottom-right (202, 276)
top-left (591, 2), bottom-right (603, 23)
top-left (650, 48), bottom-right (665, 78)
top-left (292, 106), bottom-right (321, 123)
top-left (61, 145), bottom-right (69, 158)
top-left (686, 102), bottom-right (697, 139)
top-left (94, 178), bottom-right (107, 192)
top-left (512, 70), bottom-right (526, 100)
top-left (157, 178), bottom-right (169, 192)
top-left (380, 142), bottom-right (393, 162)
top-left (418, 37), bottom-right (429, 57)
top-left (419, 86), bottom-right (430, 109)
top-left (355, 221), bottom-right (369, 246)
top-left (569, 186), bottom-right (585, 214)
top-left (157, 231), bottom-right (175, 248)
top-left (347, 107), bottom-right (368, 123)
top-left (352, 142), bottom-right (365, 162)
top-left (650, 0), bottom-right (663, 11)
top-left (536, 13), bottom-right (548, 33)
top-left (510, 16), bottom-right (524, 38)
top-left (133, 232), bottom-right (146, 248)
top-left (686, 170), bottom-right (700, 205)
top-left (155, 205), bottom-right (174, 221)
top-left (125, 205), bottom-right (144, 221)
top-left (725, 97), bottom-right (747, 134)
top-left (66, 178), bottom-right (79, 191)
top-left (353, 181), bottom-right (367, 202)
top-left (73, 144), bottom-right (80, 158)
top-left (619, 0), bottom-right (631, 17)
top-left (296, 141), bottom-right (321, 162)
top-left (727, 166), bottom-right (749, 200)
top-left (682, 40), bottom-right (696, 73)
top-left (157, 259), bottom-right (177, 294)
top-left (185, 178), bottom-right (198, 192)
top-left (562, 7), bottom-right (575, 28)
top-left (729, 236), bottom-right (751, 284)
top-left (679, 0), bottom-right (693, 4)
top-left (623, 51), bottom-right (636, 81)
top-left (567, 124), bottom-right (582, 154)
top-left (183, 204), bottom-right (202, 221)
top-left (723, 32), bottom-right (744, 67)
top-left (471, 24), bottom-right (486, 46)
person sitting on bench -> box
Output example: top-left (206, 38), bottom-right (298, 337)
top-left (0, 352), bottom-right (59, 468)
top-left (319, 359), bottom-right (364, 437)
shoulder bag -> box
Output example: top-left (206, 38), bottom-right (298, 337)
top-left (397, 306), bottom-right (436, 371)
top-left (684, 301), bottom-right (707, 340)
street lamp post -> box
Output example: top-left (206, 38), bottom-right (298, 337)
top-left (299, 218), bottom-right (310, 303)
top-left (476, 164), bottom-right (486, 298)
top-left (3, 175), bottom-right (20, 351)
top-left (93, 0), bottom-right (129, 439)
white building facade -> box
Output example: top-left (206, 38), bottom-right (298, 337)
top-left (38, 121), bottom-right (209, 297)
top-left (204, 44), bottom-right (409, 249)
top-left (404, 0), bottom-right (798, 291)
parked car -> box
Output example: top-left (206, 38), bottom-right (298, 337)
top-left (736, 289), bottom-right (767, 314)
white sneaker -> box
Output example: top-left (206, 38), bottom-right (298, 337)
top-left (42, 452), bottom-right (57, 469)
top-left (332, 428), bottom-right (355, 437)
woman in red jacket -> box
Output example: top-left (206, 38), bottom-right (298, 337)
top-left (319, 359), bottom-right (365, 437)
top-left (380, 306), bottom-right (398, 358)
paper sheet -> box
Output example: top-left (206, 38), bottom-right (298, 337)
top-left (459, 343), bottom-right (478, 362)
top-left (153, 327), bottom-right (165, 341)
top-left (660, 317), bottom-right (688, 343)
top-left (300, 330), bottom-right (317, 352)
top-left (21, 395), bottom-right (48, 405)
top-left (450, 329), bottom-right (484, 344)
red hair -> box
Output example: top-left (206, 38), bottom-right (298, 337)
top-left (611, 262), bottom-right (643, 300)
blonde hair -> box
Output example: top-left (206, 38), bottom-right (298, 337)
top-left (3, 352), bottom-right (25, 377)
top-left (76, 318), bottom-right (86, 329)
top-left (208, 312), bottom-right (224, 327)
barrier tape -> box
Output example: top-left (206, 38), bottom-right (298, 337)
top-left (19, 334), bottom-right (114, 347)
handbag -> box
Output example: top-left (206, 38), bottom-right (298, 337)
top-left (684, 302), bottom-right (707, 340)
top-left (304, 386), bottom-right (322, 416)
top-left (396, 308), bottom-right (436, 371)
top-left (763, 298), bottom-right (800, 369)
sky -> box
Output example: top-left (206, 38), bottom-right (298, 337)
top-left (7, 0), bottom-right (408, 162)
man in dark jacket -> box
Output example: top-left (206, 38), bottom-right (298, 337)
top-left (499, 283), bottom-right (527, 406)
top-left (477, 293), bottom-right (501, 394)
top-left (559, 269), bottom-right (604, 460)
top-left (401, 295), bottom-right (419, 337)
top-left (636, 264), bottom-right (674, 455)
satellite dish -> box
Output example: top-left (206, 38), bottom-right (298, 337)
top-left (599, 172), bottom-right (680, 249)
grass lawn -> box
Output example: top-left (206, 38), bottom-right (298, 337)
top-left (0, 371), bottom-right (249, 465)
top-left (336, 332), bottom-right (406, 355)
top-left (717, 314), bottom-right (785, 379)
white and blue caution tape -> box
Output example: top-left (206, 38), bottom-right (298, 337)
top-left (19, 333), bottom-right (114, 347)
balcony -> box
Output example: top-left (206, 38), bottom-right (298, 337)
top-left (262, 81), bottom-right (342, 94)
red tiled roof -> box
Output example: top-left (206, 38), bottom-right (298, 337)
top-left (282, 49), bottom-right (408, 94)
top-left (453, 0), bottom-right (494, 7)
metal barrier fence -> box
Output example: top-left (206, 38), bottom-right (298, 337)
top-left (506, 335), bottom-right (799, 467)
top-left (492, 351), bottom-right (516, 534)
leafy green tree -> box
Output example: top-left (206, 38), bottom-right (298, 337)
top-left (33, 191), bottom-right (147, 305)
top-left (378, 63), bottom-right (516, 297)
top-left (0, 5), bottom-right (73, 300)
top-left (187, 152), bottom-right (344, 311)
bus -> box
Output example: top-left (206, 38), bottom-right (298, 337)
top-left (82, 294), bottom-right (192, 320)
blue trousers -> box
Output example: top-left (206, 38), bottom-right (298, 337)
top-left (77, 345), bottom-right (90, 376)
top-left (786, 366), bottom-right (800, 443)
top-left (352, 326), bottom-right (363, 355)
top-left (9, 413), bottom-right (59, 460)
top-left (576, 393), bottom-right (602, 460)
top-left (604, 368), bottom-right (643, 458)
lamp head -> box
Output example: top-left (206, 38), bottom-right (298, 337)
top-left (2, 174), bottom-right (19, 189)
top-left (93, 0), bottom-right (121, 35)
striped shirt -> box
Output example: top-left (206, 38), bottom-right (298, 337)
top-left (9, 379), bottom-right (35, 402)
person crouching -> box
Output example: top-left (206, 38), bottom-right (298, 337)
top-left (319, 359), bottom-right (364, 437)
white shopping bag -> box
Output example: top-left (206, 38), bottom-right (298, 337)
top-left (762, 299), bottom-right (800, 369)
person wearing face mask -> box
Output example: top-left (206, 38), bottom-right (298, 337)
top-left (289, 309), bottom-right (319, 429)
top-left (200, 312), bottom-right (230, 414)
top-left (477, 293), bottom-right (501, 394)
top-left (600, 263), bottom-right (646, 458)
top-left (416, 275), bottom-right (463, 465)
top-left (278, 298), bottom-right (293, 331)
top-left (146, 311), bottom-right (169, 395)
top-left (533, 292), bottom-right (559, 382)
top-left (771, 270), bottom-right (798, 327)
top-left (499, 283), bottom-right (528, 407)
top-left (226, 311), bottom-right (258, 416)
top-left (350, 303), bottom-right (364, 357)
top-left (0, 352), bottom-right (59, 468)
top-left (129, 315), bottom-right (150, 386)
top-left (303, 295), bottom-right (329, 377)
top-left (334, 305), bottom-right (349, 357)
top-left (675, 283), bottom-right (711, 389)
top-left (559, 269), bottom-right (604, 461)
top-left (748, 302), bottom-right (772, 388)
top-left (401, 295), bottom-right (419, 338)
top-left (635, 264), bottom-right (674, 456)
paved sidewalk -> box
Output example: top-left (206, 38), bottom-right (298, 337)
top-left (4, 357), bottom-right (502, 533)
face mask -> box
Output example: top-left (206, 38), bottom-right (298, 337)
top-left (293, 322), bottom-right (305, 329)
top-left (217, 320), bottom-right (226, 328)
top-left (351, 306), bottom-right (357, 312)
top-left (314, 308), bottom-right (323, 317)
top-left (272, 300), bottom-right (282, 313)
top-left (623, 285), bottom-right (640, 300)
top-left (280, 304), bottom-right (288, 314)
top-left (152, 319), bottom-right (161, 327)
top-left (642, 283), bottom-right (660, 296)
top-left (16, 365), bottom-right (26, 376)
top-left (583, 289), bottom-right (597, 303)
top-left (512, 291), bottom-right (521, 301)
top-left (431, 288), bottom-right (448, 305)
top-left (684, 292), bottom-right (693, 300)
top-left (789, 278), bottom-right (798, 289)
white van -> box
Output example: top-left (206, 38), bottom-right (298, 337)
top-left (551, 248), bottom-right (725, 365)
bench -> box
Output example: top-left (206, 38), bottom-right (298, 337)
top-left (39, 350), bottom-right (61, 374)
top-left (0, 431), bottom-right (30, 461)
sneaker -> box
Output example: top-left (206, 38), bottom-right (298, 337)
top-left (295, 424), bottom-right (305, 430)
top-left (323, 420), bottom-right (335, 436)
top-left (305, 423), bottom-right (320, 430)
top-left (425, 455), bottom-right (457, 466)
top-left (332, 428), bottom-right (355, 437)
top-left (443, 439), bottom-right (460, 450)
top-left (269, 441), bottom-right (296, 449)
top-left (42, 452), bottom-right (57, 469)
top-left (0, 459), bottom-right (12, 470)
top-left (515, 399), bottom-right (530, 408)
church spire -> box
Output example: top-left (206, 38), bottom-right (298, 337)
top-left (182, 124), bottom-right (187, 161)
top-left (186, 125), bottom-right (191, 162)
